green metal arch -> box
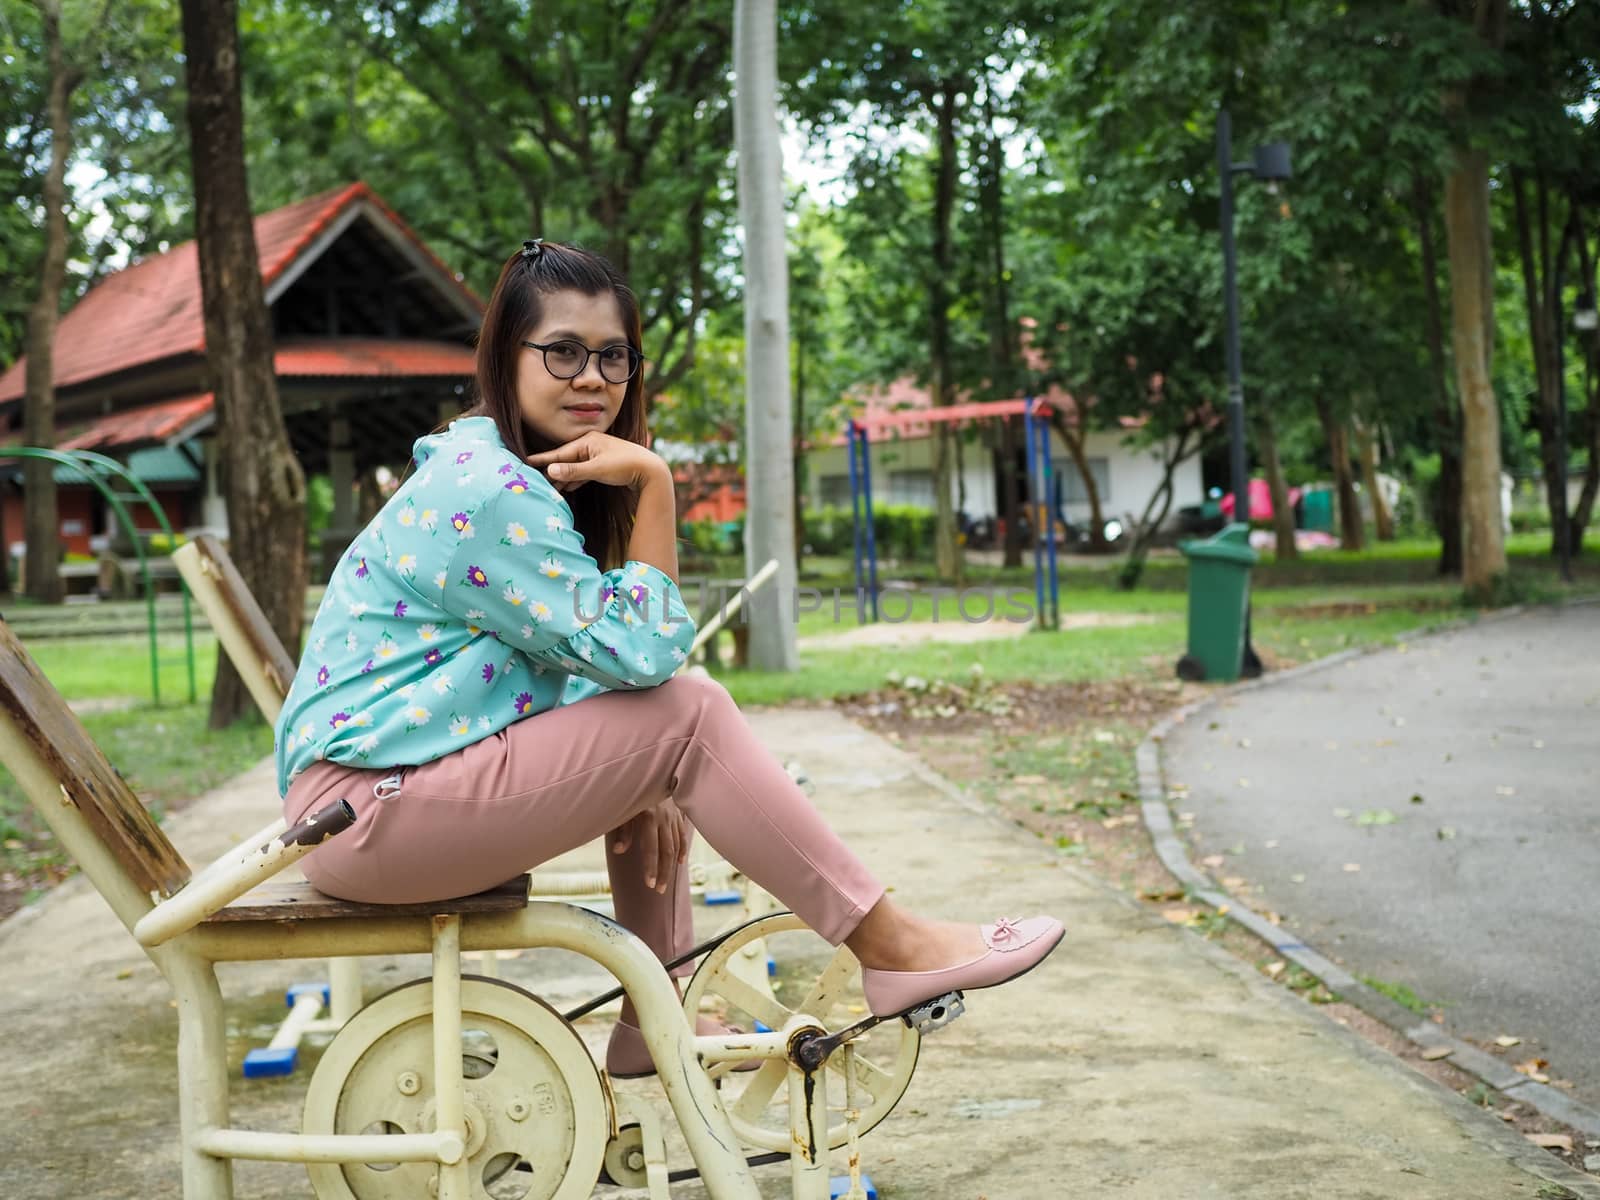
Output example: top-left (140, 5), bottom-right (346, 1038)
top-left (6, 447), bottom-right (197, 705)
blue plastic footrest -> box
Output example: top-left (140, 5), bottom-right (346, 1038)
top-left (830, 1176), bottom-right (876, 1199)
top-left (242, 1046), bottom-right (298, 1077)
top-left (704, 888), bottom-right (742, 906)
top-left (767, 956), bottom-right (777, 977)
top-left (285, 983), bottom-right (331, 1008)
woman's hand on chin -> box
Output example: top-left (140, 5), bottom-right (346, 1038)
top-left (526, 432), bottom-right (668, 494)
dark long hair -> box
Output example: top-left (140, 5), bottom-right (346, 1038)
top-left (466, 242), bottom-right (647, 570)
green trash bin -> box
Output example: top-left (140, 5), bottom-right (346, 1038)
top-left (1176, 523), bottom-right (1257, 683)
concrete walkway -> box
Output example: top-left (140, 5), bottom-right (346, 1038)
top-left (1163, 605), bottom-right (1600, 1111)
top-left (1, 707), bottom-right (1594, 1198)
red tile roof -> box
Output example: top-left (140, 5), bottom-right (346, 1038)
top-left (0, 182), bottom-right (481, 404)
top-left (56, 393), bottom-right (215, 451)
top-left (275, 339), bottom-right (476, 378)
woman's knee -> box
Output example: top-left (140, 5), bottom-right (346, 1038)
top-left (657, 669), bottom-right (736, 715)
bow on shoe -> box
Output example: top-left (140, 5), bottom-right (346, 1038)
top-left (990, 917), bottom-right (1023, 943)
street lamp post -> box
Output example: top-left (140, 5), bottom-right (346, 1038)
top-left (1217, 109), bottom-right (1290, 675)
top-left (1217, 109), bottom-right (1292, 531)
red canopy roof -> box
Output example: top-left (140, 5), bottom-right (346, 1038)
top-left (38, 339), bottom-right (477, 453)
top-left (0, 182), bottom-right (480, 404)
top-left (56, 393), bottom-right (215, 452)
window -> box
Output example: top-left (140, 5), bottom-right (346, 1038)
top-left (887, 469), bottom-right (935, 508)
top-left (1062, 457), bottom-right (1110, 504)
top-left (818, 475), bottom-right (853, 507)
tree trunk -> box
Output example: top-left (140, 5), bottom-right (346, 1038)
top-left (1315, 396), bottom-right (1364, 551)
top-left (999, 417), bottom-right (1022, 567)
top-left (182, 0), bottom-right (308, 726)
top-left (928, 80), bottom-right (962, 584)
top-left (733, 0), bottom-right (796, 669)
top-left (21, 0), bottom-right (78, 606)
top-left (1255, 407), bottom-right (1297, 560)
top-left (1354, 415), bottom-right (1394, 541)
top-left (1511, 169), bottom-right (1576, 560)
top-left (1118, 430), bottom-right (1193, 591)
top-left (1050, 410), bottom-right (1107, 549)
top-left (1414, 175), bottom-right (1463, 575)
top-left (1570, 219), bottom-right (1598, 553)
top-left (1444, 148), bottom-right (1508, 596)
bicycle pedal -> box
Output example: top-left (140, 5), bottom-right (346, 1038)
top-left (901, 991), bottom-right (964, 1034)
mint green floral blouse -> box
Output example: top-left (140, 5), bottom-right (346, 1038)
top-left (274, 416), bottom-right (696, 796)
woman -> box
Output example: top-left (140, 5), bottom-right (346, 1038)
top-left (276, 239), bottom-right (1062, 1077)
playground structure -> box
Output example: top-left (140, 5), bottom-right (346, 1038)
top-left (845, 397), bottom-right (1060, 630)
top-left (3, 445), bottom-right (197, 703)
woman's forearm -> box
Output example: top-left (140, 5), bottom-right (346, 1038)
top-left (626, 463), bottom-right (680, 586)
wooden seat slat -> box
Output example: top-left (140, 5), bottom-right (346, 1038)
top-left (204, 874), bottom-right (531, 922)
top-left (0, 619), bottom-right (190, 898)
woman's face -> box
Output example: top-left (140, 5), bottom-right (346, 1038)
top-left (515, 289), bottom-right (631, 446)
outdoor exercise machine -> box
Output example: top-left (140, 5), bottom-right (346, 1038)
top-left (174, 538), bottom-right (791, 1079)
top-left (844, 396), bottom-right (1060, 630)
top-left (0, 594), bottom-right (946, 1200)
top-left (3, 445), bottom-right (197, 703)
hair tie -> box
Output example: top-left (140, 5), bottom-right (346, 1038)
top-left (520, 238), bottom-right (544, 263)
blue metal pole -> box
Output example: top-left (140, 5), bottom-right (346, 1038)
top-left (1039, 409), bottom-right (1060, 629)
top-left (859, 426), bottom-right (880, 622)
top-left (847, 421), bottom-right (864, 624)
top-left (1024, 401), bottom-right (1044, 626)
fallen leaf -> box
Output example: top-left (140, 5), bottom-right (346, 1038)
top-left (1010, 774), bottom-right (1047, 785)
top-left (1237, 777), bottom-right (1251, 788)
top-left (1333, 807), bottom-right (1353, 819)
top-left (1495, 785), bottom-right (1517, 797)
top-left (1290, 873), bottom-right (1307, 884)
top-left (1138, 886), bottom-right (1185, 902)
top-left (1494, 1035), bottom-right (1522, 1048)
top-left (2, 838), bottom-right (21, 850)
top-left (1264, 839), bottom-right (1279, 848)
top-left (1237, 737), bottom-right (1251, 748)
top-left (1533, 739), bottom-right (1545, 749)
top-left (1222, 876), bottom-right (1246, 888)
top-left (1343, 863), bottom-right (1361, 872)
top-left (1092, 730), bottom-right (1117, 744)
top-left (1410, 794), bottom-right (1425, 805)
top-left (1525, 1133), bottom-right (1572, 1152)
top-left (1356, 808), bottom-right (1398, 826)
top-left (1514, 1058), bottom-right (1550, 1083)
top-left (1263, 961), bottom-right (1285, 977)
top-left (1420, 1045), bottom-right (1453, 1061)
top-left (1437, 827), bottom-right (1457, 840)
top-left (1178, 811), bottom-right (1196, 822)
top-left (1161, 907), bottom-right (1199, 924)
top-left (1200, 854), bottom-right (1226, 868)
top-left (114, 968), bottom-right (133, 981)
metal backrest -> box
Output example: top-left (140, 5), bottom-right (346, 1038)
top-left (0, 619), bottom-right (190, 901)
top-left (173, 535), bottom-right (295, 720)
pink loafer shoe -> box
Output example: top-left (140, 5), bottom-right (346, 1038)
top-left (860, 916), bottom-right (1065, 1018)
top-left (606, 1015), bottom-right (763, 1080)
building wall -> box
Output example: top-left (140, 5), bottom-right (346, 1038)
top-left (2, 488), bottom-right (98, 558)
top-left (806, 426), bottom-right (1204, 528)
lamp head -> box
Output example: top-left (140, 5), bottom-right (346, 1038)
top-left (1252, 142), bottom-right (1292, 183)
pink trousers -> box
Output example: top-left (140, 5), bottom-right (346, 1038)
top-left (284, 673), bottom-right (885, 970)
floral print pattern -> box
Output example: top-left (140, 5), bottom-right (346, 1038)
top-left (274, 416), bottom-right (696, 796)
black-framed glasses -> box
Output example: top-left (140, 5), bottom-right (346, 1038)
top-left (521, 338), bottom-right (644, 384)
